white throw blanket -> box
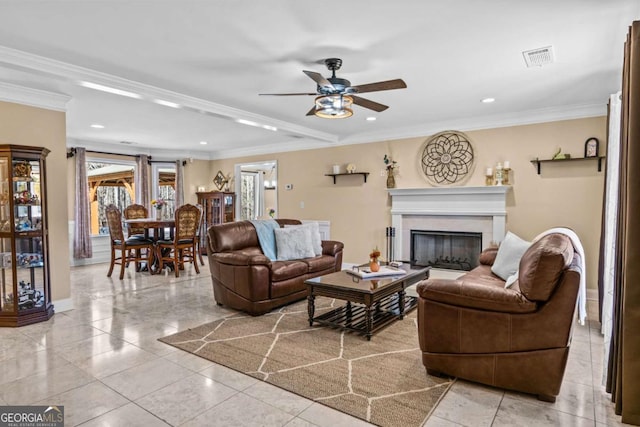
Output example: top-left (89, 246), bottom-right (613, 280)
top-left (532, 227), bottom-right (587, 325)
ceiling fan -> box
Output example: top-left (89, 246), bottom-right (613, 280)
top-left (259, 58), bottom-right (407, 119)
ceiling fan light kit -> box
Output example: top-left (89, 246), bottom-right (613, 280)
top-left (314, 94), bottom-right (353, 119)
top-left (260, 58), bottom-right (406, 119)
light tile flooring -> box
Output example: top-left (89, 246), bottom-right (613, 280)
top-left (0, 262), bottom-right (630, 426)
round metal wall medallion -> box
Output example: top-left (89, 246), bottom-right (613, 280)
top-left (419, 130), bottom-right (475, 186)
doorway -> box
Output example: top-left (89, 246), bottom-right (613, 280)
top-left (234, 160), bottom-right (277, 220)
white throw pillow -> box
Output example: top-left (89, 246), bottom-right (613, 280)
top-left (285, 222), bottom-right (323, 256)
top-left (274, 226), bottom-right (316, 260)
top-left (491, 231), bottom-right (531, 281)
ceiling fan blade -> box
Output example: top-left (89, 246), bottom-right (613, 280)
top-left (259, 92), bottom-right (317, 96)
top-left (351, 95), bottom-right (389, 112)
top-left (350, 79), bottom-right (407, 94)
top-left (305, 106), bottom-right (316, 116)
top-left (303, 70), bottom-right (336, 91)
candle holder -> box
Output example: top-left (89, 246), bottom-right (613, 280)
top-left (495, 164), bottom-right (504, 186)
top-left (502, 168), bottom-right (511, 185)
top-left (485, 173), bottom-right (494, 186)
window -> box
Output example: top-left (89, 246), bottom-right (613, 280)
top-left (151, 163), bottom-right (176, 219)
top-left (86, 159), bottom-right (136, 236)
top-left (240, 170), bottom-right (260, 220)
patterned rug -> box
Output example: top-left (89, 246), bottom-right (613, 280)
top-left (159, 297), bottom-right (453, 427)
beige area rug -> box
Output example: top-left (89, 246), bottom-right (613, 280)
top-left (159, 297), bottom-right (453, 427)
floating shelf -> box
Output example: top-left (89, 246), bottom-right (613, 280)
top-left (325, 172), bottom-right (370, 184)
top-left (530, 156), bottom-right (606, 174)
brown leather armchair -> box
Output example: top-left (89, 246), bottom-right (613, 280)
top-left (207, 219), bottom-right (344, 315)
top-left (416, 233), bottom-right (581, 402)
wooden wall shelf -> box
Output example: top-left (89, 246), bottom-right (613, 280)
top-left (530, 156), bottom-right (606, 174)
top-left (325, 172), bottom-right (370, 184)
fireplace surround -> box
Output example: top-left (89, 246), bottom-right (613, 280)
top-left (388, 186), bottom-right (510, 262)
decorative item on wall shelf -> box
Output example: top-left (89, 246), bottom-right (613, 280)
top-left (419, 130), bottom-right (475, 186)
top-left (346, 163), bottom-right (357, 173)
top-left (332, 164), bottom-right (340, 174)
top-left (584, 137), bottom-right (599, 158)
top-left (213, 170), bottom-right (227, 190)
top-left (383, 154), bottom-right (397, 188)
top-left (551, 147), bottom-right (571, 160)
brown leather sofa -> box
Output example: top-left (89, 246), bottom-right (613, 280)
top-left (416, 233), bottom-right (581, 402)
top-left (207, 219), bottom-right (344, 315)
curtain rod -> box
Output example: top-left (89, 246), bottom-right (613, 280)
top-left (67, 147), bottom-right (153, 163)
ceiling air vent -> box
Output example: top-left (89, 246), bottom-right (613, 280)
top-left (522, 46), bottom-right (554, 67)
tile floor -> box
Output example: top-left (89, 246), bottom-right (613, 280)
top-left (0, 262), bottom-right (630, 426)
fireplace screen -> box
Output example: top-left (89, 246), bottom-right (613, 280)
top-left (410, 230), bottom-right (482, 271)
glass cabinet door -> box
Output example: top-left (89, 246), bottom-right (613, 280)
top-left (0, 146), bottom-right (52, 327)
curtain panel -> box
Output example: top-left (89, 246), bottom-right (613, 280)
top-left (599, 93), bottom-right (621, 384)
top-left (73, 147), bottom-right (92, 258)
top-left (136, 155), bottom-right (150, 210)
top-left (175, 160), bottom-right (184, 207)
top-left (605, 21), bottom-right (640, 425)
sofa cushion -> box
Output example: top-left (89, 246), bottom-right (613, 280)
top-left (285, 222), bottom-right (323, 256)
top-left (518, 233), bottom-right (574, 302)
top-left (275, 226), bottom-right (315, 260)
top-left (300, 255), bottom-right (336, 273)
top-left (271, 260), bottom-right (309, 281)
top-left (491, 231), bottom-right (530, 281)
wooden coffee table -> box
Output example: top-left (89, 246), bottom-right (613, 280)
top-left (305, 265), bottom-right (430, 340)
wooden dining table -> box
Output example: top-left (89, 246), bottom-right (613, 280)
top-left (124, 217), bottom-right (176, 272)
top-left (124, 217), bottom-right (175, 241)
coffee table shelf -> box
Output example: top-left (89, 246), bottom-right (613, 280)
top-left (313, 294), bottom-right (418, 337)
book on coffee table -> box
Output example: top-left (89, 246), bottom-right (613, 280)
top-left (346, 265), bottom-right (407, 279)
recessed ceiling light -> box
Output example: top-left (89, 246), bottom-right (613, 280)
top-left (481, 98), bottom-right (495, 103)
top-left (154, 99), bottom-right (181, 108)
top-left (199, 141), bottom-right (208, 145)
top-left (79, 81), bottom-right (142, 99)
top-left (90, 124), bottom-right (104, 129)
top-left (235, 119), bottom-right (259, 127)
top-left (366, 117), bottom-right (377, 121)
top-left (262, 125), bottom-right (278, 132)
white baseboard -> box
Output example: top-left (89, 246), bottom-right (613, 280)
top-left (52, 298), bottom-right (74, 313)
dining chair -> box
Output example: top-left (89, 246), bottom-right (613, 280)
top-left (195, 203), bottom-right (205, 266)
top-left (123, 204), bottom-right (148, 239)
top-left (156, 203), bottom-right (201, 277)
top-left (105, 204), bottom-right (155, 280)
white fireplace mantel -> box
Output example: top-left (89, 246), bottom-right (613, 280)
top-left (387, 186), bottom-right (511, 261)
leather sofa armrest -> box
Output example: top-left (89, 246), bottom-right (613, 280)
top-left (210, 251), bottom-right (271, 266)
top-left (479, 246), bottom-right (499, 265)
top-left (322, 240), bottom-right (344, 256)
top-left (416, 278), bottom-right (537, 314)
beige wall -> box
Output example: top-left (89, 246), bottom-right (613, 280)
top-left (211, 116), bottom-right (606, 291)
top-left (0, 101), bottom-right (70, 302)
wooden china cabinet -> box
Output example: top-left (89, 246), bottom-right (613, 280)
top-left (0, 145), bottom-right (53, 326)
top-left (196, 191), bottom-right (236, 254)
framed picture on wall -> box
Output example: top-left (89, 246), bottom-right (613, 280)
top-left (584, 137), bottom-right (599, 158)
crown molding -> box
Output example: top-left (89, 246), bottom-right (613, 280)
top-left (339, 103), bottom-right (607, 146)
top-left (0, 45), bottom-right (337, 143)
top-left (0, 81), bottom-right (70, 111)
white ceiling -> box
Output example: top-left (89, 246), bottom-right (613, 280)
top-left (0, 1), bottom-right (638, 160)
